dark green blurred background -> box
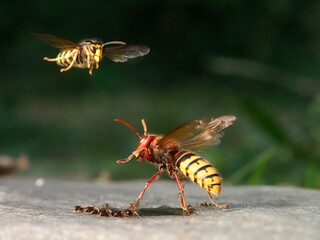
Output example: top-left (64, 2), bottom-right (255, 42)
top-left (1, 1), bottom-right (319, 188)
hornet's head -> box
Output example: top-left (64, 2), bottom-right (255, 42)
top-left (115, 119), bottom-right (154, 163)
top-left (134, 134), bottom-right (156, 160)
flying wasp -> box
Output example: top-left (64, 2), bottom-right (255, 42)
top-left (34, 33), bottom-right (150, 75)
top-left (115, 116), bottom-right (236, 215)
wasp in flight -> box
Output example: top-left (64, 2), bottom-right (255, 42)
top-left (115, 115), bottom-right (236, 215)
top-left (34, 33), bottom-right (150, 75)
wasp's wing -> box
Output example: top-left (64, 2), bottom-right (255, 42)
top-left (104, 44), bottom-right (150, 62)
top-left (159, 115), bottom-right (236, 150)
top-left (34, 33), bottom-right (79, 49)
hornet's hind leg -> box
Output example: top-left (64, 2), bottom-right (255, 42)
top-left (171, 171), bottom-right (195, 215)
top-left (207, 191), bottom-right (228, 209)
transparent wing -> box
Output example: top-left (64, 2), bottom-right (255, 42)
top-left (104, 44), bottom-right (150, 62)
top-left (159, 115), bottom-right (236, 150)
top-left (34, 33), bottom-right (79, 49)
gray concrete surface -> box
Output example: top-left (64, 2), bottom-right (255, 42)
top-left (0, 178), bottom-right (319, 240)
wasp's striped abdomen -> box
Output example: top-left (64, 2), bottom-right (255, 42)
top-left (174, 150), bottom-right (222, 196)
top-left (57, 50), bottom-right (74, 67)
top-left (56, 48), bottom-right (89, 69)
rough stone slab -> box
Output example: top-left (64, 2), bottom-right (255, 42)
top-left (0, 178), bottom-right (319, 240)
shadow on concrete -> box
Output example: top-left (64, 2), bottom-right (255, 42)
top-left (138, 207), bottom-right (186, 216)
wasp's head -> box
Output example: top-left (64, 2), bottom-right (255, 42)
top-left (88, 43), bottom-right (103, 63)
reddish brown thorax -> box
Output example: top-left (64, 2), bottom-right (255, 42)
top-left (136, 135), bottom-right (177, 165)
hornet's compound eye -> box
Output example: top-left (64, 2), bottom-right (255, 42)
top-left (138, 136), bottom-right (147, 146)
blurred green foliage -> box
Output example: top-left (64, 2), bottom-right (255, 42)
top-left (0, 1), bottom-right (319, 188)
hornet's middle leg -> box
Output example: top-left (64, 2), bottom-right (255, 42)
top-left (129, 169), bottom-right (165, 212)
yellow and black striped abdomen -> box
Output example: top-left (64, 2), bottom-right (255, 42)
top-left (57, 50), bottom-right (75, 67)
top-left (174, 150), bottom-right (222, 196)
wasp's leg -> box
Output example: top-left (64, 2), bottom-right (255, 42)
top-left (82, 46), bottom-right (92, 69)
top-left (129, 169), bottom-right (164, 212)
top-left (43, 55), bottom-right (66, 62)
top-left (43, 49), bottom-right (74, 62)
top-left (60, 49), bottom-right (80, 72)
top-left (89, 65), bottom-right (94, 75)
top-left (87, 53), bottom-right (91, 69)
top-left (171, 171), bottom-right (195, 215)
top-left (207, 191), bottom-right (228, 209)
